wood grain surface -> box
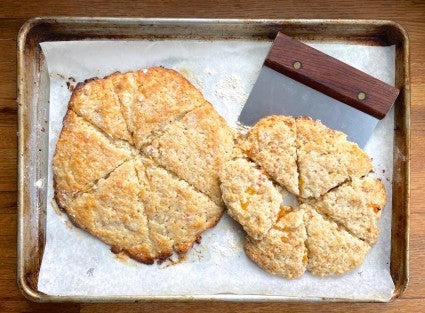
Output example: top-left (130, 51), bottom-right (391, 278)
top-left (1, 0), bottom-right (424, 312)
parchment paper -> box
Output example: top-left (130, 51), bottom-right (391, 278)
top-left (38, 39), bottom-right (395, 301)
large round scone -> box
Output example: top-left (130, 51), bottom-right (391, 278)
top-left (53, 67), bottom-right (234, 264)
top-left (221, 115), bottom-right (386, 278)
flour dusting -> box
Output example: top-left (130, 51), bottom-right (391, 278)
top-left (215, 74), bottom-right (248, 108)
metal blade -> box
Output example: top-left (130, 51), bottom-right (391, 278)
top-left (238, 66), bottom-right (378, 148)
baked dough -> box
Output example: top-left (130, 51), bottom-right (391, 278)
top-left (220, 115), bottom-right (384, 278)
top-left (66, 160), bottom-right (157, 264)
top-left (135, 156), bottom-right (223, 257)
top-left (53, 67), bottom-right (231, 264)
top-left (220, 157), bottom-right (282, 240)
top-left (296, 116), bottom-right (372, 198)
top-left (109, 67), bottom-right (207, 148)
top-left (302, 204), bottom-right (371, 277)
top-left (244, 206), bottom-right (307, 279)
top-left (146, 103), bottom-right (235, 206)
top-left (53, 111), bottom-right (132, 208)
top-left (69, 77), bottom-right (132, 142)
top-left (302, 177), bottom-right (386, 244)
top-left (239, 115), bottom-right (298, 195)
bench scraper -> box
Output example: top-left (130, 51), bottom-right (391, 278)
top-left (238, 32), bottom-right (400, 147)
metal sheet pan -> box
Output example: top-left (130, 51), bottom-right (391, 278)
top-left (17, 17), bottom-right (410, 302)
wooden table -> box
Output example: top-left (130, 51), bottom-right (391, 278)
top-left (1, 1), bottom-right (424, 312)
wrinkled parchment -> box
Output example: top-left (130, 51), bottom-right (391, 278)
top-left (38, 39), bottom-right (395, 301)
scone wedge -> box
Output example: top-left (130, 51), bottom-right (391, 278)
top-left (302, 177), bottom-right (386, 244)
top-left (135, 156), bottom-right (224, 257)
top-left (69, 77), bottom-right (133, 142)
top-left (244, 206), bottom-right (307, 279)
top-left (220, 157), bottom-right (282, 240)
top-left (53, 111), bottom-right (132, 208)
top-left (302, 204), bottom-right (370, 277)
top-left (239, 115), bottom-right (299, 195)
top-left (65, 160), bottom-right (157, 264)
top-left (296, 116), bottom-right (372, 198)
top-left (146, 103), bottom-right (235, 206)
top-left (131, 67), bottom-right (207, 148)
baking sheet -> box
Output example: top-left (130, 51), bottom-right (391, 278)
top-left (38, 39), bottom-right (395, 301)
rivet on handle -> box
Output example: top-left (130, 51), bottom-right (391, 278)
top-left (293, 61), bottom-right (302, 70)
top-left (357, 92), bottom-right (366, 100)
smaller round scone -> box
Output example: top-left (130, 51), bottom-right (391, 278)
top-left (219, 115), bottom-right (384, 278)
top-left (302, 204), bottom-right (370, 277)
top-left (220, 157), bottom-right (283, 240)
top-left (244, 206), bottom-right (307, 279)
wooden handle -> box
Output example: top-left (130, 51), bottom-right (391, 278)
top-left (265, 32), bottom-right (399, 119)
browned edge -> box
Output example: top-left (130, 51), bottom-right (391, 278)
top-left (16, 17), bottom-right (410, 303)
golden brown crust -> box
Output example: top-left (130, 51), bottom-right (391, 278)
top-left (131, 67), bottom-right (207, 148)
top-left (69, 75), bottom-right (132, 142)
top-left (239, 115), bottom-right (299, 195)
top-left (54, 67), bottom-right (229, 264)
top-left (146, 103), bottom-right (235, 206)
top-left (302, 177), bottom-right (386, 244)
top-left (302, 203), bottom-right (370, 277)
top-left (66, 160), bottom-right (157, 264)
top-left (134, 156), bottom-right (224, 256)
top-left (108, 72), bottom-right (138, 137)
top-left (244, 207), bottom-right (307, 279)
top-left (296, 116), bottom-right (372, 198)
top-left (52, 111), bottom-right (132, 208)
top-left (220, 157), bottom-right (282, 240)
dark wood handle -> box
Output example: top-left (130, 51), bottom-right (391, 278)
top-left (265, 32), bottom-right (399, 119)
